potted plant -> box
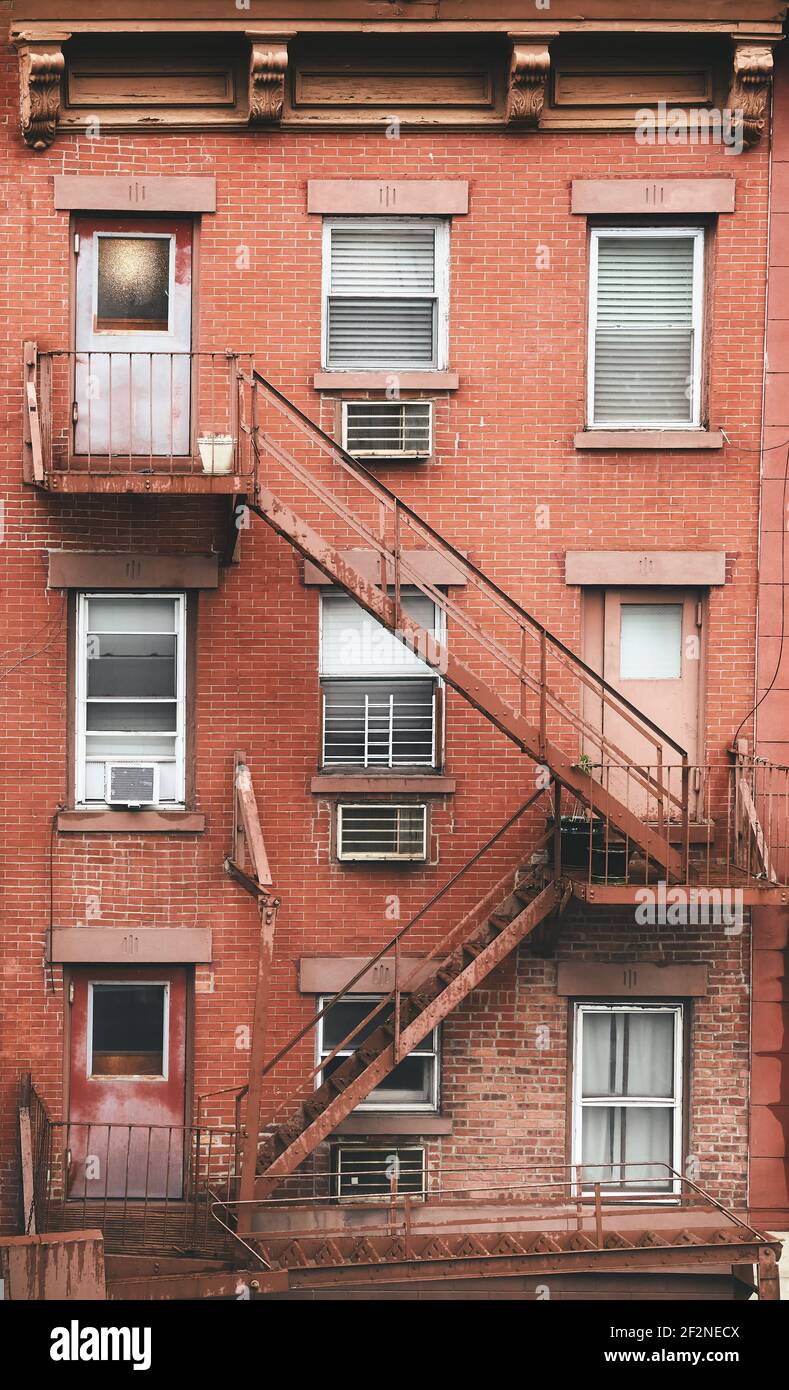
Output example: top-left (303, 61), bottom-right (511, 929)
top-left (197, 432), bottom-right (235, 474)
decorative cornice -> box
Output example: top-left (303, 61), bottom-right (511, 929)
top-left (248, 35), bottom-right (290, 126)
top-left (18, 40), bottom-right (66, 150)
top-left (506, 37), bottom-right (554, 129)
top-left (728, 40), bottom-right (775, 149)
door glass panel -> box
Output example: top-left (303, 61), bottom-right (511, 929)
top-left (90, 983), bottom-right (166, 1076)
top-left (95, 236), bottom-right (171, 332)
top-left (620, 604), bottom-right (682, 680)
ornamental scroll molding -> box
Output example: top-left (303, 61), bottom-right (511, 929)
top-left (18, 41), bottom-right (66, 150)
top-left (248, 37), bottom-right (290, 126)
top-left (506, 38), bottom-right (554, 128)
top-left (728, 41), bottom-right (774, 149)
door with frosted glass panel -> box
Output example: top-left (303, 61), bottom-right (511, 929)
top-left (585, 589), bottom-right (701, 821)
top-left (574, 1004), bottom-right (683, 1195)
top-left (77, 594), bottom-right (185, 807)
top-left (73, 217), bottom-right (192, 458)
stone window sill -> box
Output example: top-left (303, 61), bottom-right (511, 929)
top-left (575, 429), bottom-right (724, 451)
top-left (334, 1113), bottom-right (452, 1136)
top-left (311, 774), bottom-right (456, 795)
top-left (58, 809), bottom-right (205, 833)
top-left (313, 370), bottom-right (459, 391)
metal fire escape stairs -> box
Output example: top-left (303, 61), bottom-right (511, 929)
top-left (227, 369), bottom-right (689, 1196)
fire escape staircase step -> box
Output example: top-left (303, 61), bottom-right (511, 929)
top-left (255, 877), bottom-right (564, 1186)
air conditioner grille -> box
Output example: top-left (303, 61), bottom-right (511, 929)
top-left (334, 1144), bottom-right (426, 1199)
top-left (337, 803), bottom-right (427, 861)
top-left (344, 401), bottom-right (432, 458)
top-left (106, 763), bottom-right (157, 805)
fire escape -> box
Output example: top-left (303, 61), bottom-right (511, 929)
top-left (20, 348), bottom-right (787, 1298)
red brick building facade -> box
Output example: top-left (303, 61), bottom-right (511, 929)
top-left (1, 2), bottom-right (787, 1297)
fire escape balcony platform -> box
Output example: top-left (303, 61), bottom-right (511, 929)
top-left (242, 1197), bottom-right (781, 1297)
top-left (23, 343), bottom-right (256, 497)
top-left (40, 469), bottom-right (248, 496)
top-left (568, 873), bottom-right (789, 907)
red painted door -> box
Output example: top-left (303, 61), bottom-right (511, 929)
top-left (74, 217), bottom-right (193, 457)
top-left (601, 589), bottom-right (701, 820)
top-left (67, 966), bottom-right (187, 1199)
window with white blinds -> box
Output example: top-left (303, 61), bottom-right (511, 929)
top-left (320, 589), bottom-right (443, 769)
top-left (320, 590), bottom-right (440, 678)
top-left (322, 218), bottom-right (449, 369)
top-left (588, 228), bottom-right (704, 428)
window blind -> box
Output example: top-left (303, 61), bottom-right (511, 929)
top-left (592, 234), bottom-right (698, 425)
top-left (320, 591), bottom-right (438, 678)
top-left (327, 225), bottom-right (438, 368)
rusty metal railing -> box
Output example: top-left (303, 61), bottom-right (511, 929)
top-left (209, 1160), bottom-right (773, 1253)
top-left (198, 786), bottom-right (554, 1136)
top-left (558, 755), bottom-right (789, 889)
top-left (30, 1110), bottom-right (240, 1255)
top-left (247, 368), bottom-right (689, 842)
top-left (207, 1162), bottom-right (781, 1296)
top-left (23, 342), bottom-right (257, 481)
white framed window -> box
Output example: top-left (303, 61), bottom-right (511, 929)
top-left (317, 995), bottom-right (440, 1111)
top-left (87, 980), bottom-right (170, 1080)
top-left (321, 218), bottom-right (449, 370)
top-left (320, 589), bottom-right (444, 769)
top-left (337, 803), bottom-right (428, 861)
top-left (342, 400), bottom-right (433, 460)
top-left (587, 227), bottom-right (705, 428)
top-left (75, 592), bottom-right (186, 807)
top-left (571, 1003), bottom-right (684, 1196)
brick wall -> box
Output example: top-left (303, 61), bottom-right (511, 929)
top-left (0, 33), bottom-right (771, 1229)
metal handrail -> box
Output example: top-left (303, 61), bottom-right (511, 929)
top-left (25, 343), bottom-right (257, 479)
top-left (200, 786), bottom-right (551, 1125)
top-left (250, 367), bottom-right (687, 758)
top-left (207, 1162), bottom-right (772, 1245)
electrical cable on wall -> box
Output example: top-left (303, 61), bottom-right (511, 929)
top-left (734, 440), bottom-right (789, 748)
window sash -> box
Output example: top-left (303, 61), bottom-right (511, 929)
top-left (321, 217), bottom-right (449, 370)
top-left (321, 679), bottom-right (437, 769)
top-left (571, 1003), bottom-right (683, 1197)
top-left (587, 227), bottom-right (704, 429)
top-left (75, 592), bottom-right (186, 807)
top-left (319, 589), bottom-right (444, 679)
top-left (317, 995), bottom-right (439, 1112)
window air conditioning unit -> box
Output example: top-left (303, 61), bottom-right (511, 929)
top-left (105, 762), bottom-right (159, 807)
top-left (337, 804), bottom-right (428, 862)
top-left (342, 401), bottom-right (432, 460)
top-left (333, 1144), bottom-right (426, 1200)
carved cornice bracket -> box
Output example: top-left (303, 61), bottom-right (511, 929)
top-left (728, 40), bottom-right (775, 150)
top-left (18, 39), bottom-right (67, 150)
top-left (247, 34), bottom-right (291, 127)
top-left (506, 34), bottom-right (556, 129)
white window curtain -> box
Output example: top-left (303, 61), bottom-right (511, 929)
top-left (589, 229), bottom-right (703, 427)
top-left (582, 1010), bottom-right (675, 1097)
top-left (574, 1005), bottom-right (682, 1193)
